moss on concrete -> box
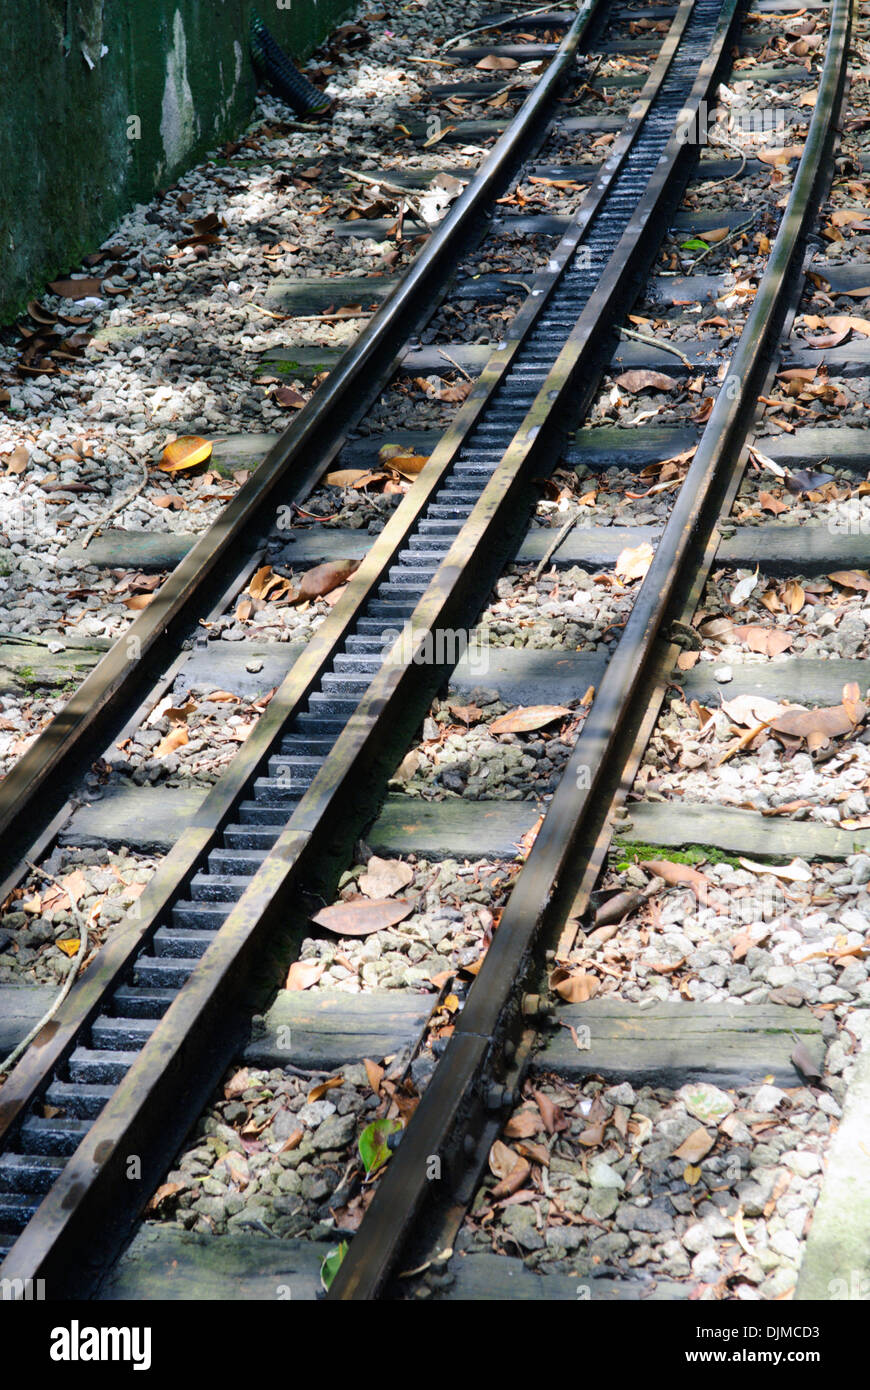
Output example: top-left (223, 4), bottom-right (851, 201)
top-left (613, 840), bottom-right (744, 871)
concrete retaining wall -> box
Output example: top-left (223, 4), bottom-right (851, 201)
top-left (0, 0), bottom-right (351, 320)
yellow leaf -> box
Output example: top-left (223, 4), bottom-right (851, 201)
top-left (158, 435), bottom-right (213, 473)
top-left (57, 938), bottom-right (81, 958)
top-left (684, 1163), bottom-right (702, 1185)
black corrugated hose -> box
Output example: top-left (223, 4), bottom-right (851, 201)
top-left (250, 9), bottom-right (335, 119)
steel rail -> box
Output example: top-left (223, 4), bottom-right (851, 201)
top-left (0, 0), bottom-right (704, 1293)
top-left (0, 0), bottom-right (685, 1155)
top-left (0, 0), bottom-right (733, 1297)
top-left (0, 0), bottom-right (597, 879)
top-left (339, 0), bottom-right (851, 1301)
top-left (327, 0), bottom-right (851, 1299)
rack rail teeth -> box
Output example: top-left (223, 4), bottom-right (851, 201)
top-left (0, 0), bottom-right (792, 1290)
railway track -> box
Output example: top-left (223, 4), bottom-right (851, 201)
top-left (0, 0), bottom-right (866, 1305)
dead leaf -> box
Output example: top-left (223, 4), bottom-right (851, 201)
top-left (476, 54), bottom-right (518, 70)
top-left (731, 625), bottom-right (793, 656)
top-left (489, 704), bottom-right (570, 735)
top-left (828, 569), bottom-right (870, 592)
top-left (324, 467), bottom-right (386, 489)
top-left (312, 898), bottom-right (414, 936)
top-left (145, 1181), bottom-right (186, 1214)
top-left (3, 445), bottom-right (29, 475)
top-left (275, 386), bottom-right (306, 409)
top-left (730, 568), bottom-right (759, 605)
top-left (614, 370), bottom-right (680, 394)
top-left (153, 724), bottom-right (189, 758)
top-left (549, 966), bottom-right (598, 1003)
top-left (296, 558), bottom-right (360, 601)
top-left (503, 1109), bottom-right (541, 1139)
top-left (673, 1127), bottom-right (715, 1163)
top-left (123, 593), bottom-right (154, 611)
top-left (159, 436), bottom-right (213, 473)
top-left (492, 1158), bottom-right (531, 1200)
top-left (285, 959), bottom-right (326, 991)
top-left (49, 277), bottom-right (103, 299)
top-left (757, 145), bottom-right (804, 165)
top-left (308, 1076), bottom-right (344, 1103)
top-left (640, 859), bottom-right (709, 905)
top-left (56, 938), bottom-right (81, 958)
top-left (357, 856), bottom-right (414, 900)
top-left (577, 1121), bottom-right (606, 1147)
top-left (770, 693), bottom-right (866, 750)
top-left (533, 1090), bottom-right (569, 1135)
top-left (720, 694), bottom-right (786, 727)
top-left (448, 702), bottom-right (482, 725)
top-left (758, 490), bottom-right (789, 515)
top-left (614, 541), bottom-right (654, 583)
top-left (363, 1058), bottom-right (384, 1095)
top-left (378, 446), bottom-right (429, 477)
top-left (737, 857), bottom-right (812, 882)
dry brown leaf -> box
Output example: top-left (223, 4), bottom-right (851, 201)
top-left (720, 694), bottom-right (786, 727)
top-left (285, 959), bottom-right (326, 991)
top-left (357, 856), bottom-right (414, 900)
top-left (758, 145), bottom-right (804, 165)
top-left (549, 966), bottom-right (598, 1002)
top-left (758, 490), bottom-right (789, 515)
top-left (274, 385), bottom-right (306, 409)
top-left (3, 445), bottom-right (29, 475)
top-left (489, 704), bottom-right (570, 735)
top-left (312, 897), bottom-right (414, 936)
top-left (475, 54), bottom-right (518, 70)
top-left (308, 1076), bottom-right (344, 1103)
top-left (489, 1140), bottom-right (520, 1181)
top-left (491, 1158), bottom-right (531, 1200)
top-left (503, 1109), bottom-right (541, 1139)
top-left (49, 276), bottom-right (103, 299)
top-left (614, 369), bottom-right (680, 394)
top-left (383, 451), bottom-right (428, 478)
top-left (843, 680), bottom-right (863, 724)
top-left (533, 1089), bottom-right (569, 1135)
top-left (672, 1127), bottom-right (715, 1163)
top-left (296, 558), bottom-right (360, 601)
top-left (145, 1181), bottom-right (186, 1214)
top-left (614, 540), bottom-right (654, 583)
top-left (731, 625), bottom-right (793, 656)
top-left (324, 467), bottom-right (385, 489)
top-left (153, 724), bottom-right (189, 758)
top-left (828, 569), bottom-right (870, 592)
top-left (770, 694), bottom-right (866, 749)
top-left (363, 1058), bottom-right (384, 1095)
top-left (640, 859), bottom-right (709, 905)
top-left (223, 1068), bottom-right (251, 1100)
